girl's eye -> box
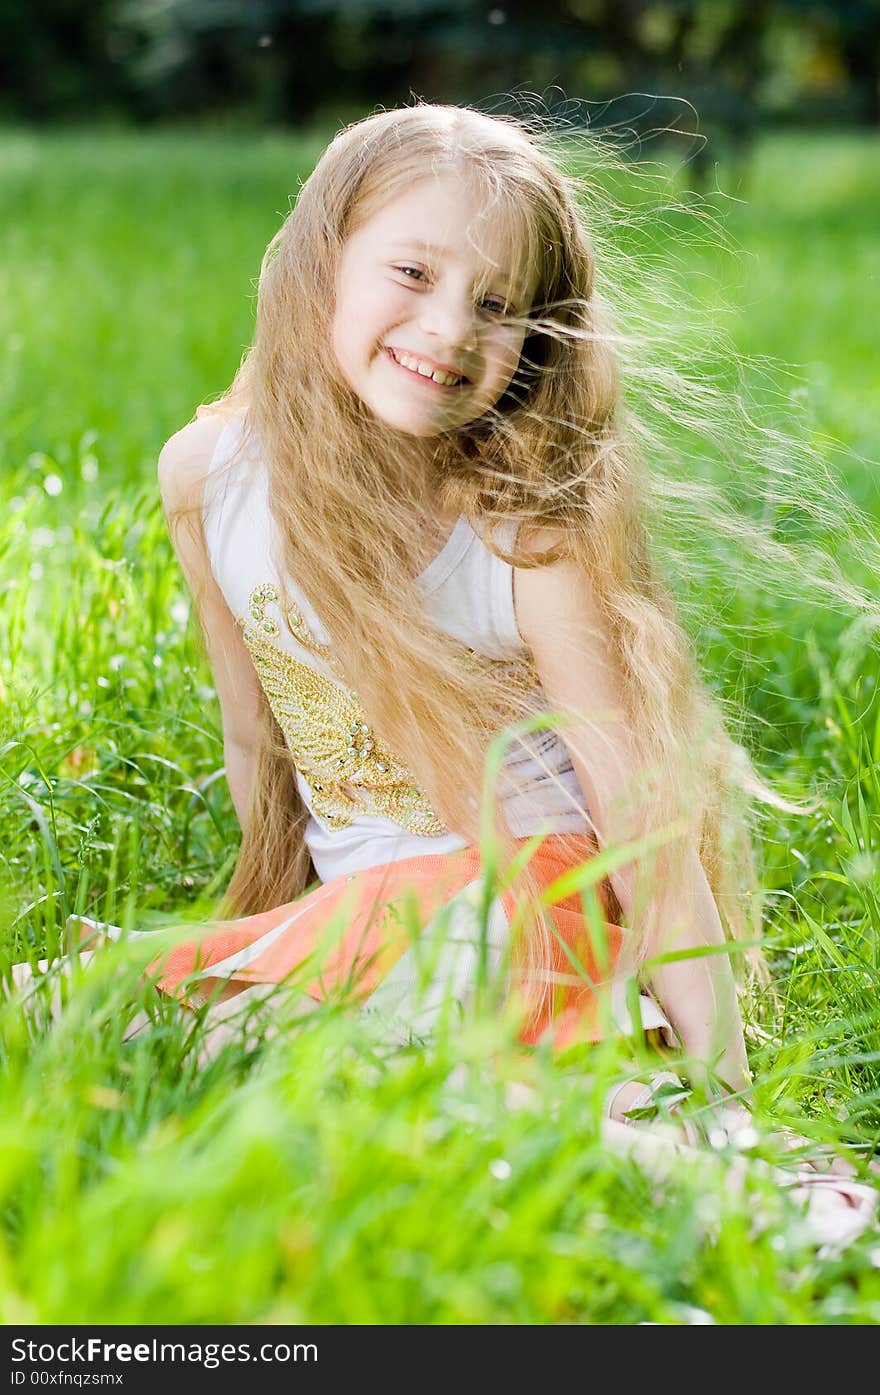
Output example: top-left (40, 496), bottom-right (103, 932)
top-left (395, 265), bottom-right (426, 282)
top-left (481, 298), bottom-right (508, 316)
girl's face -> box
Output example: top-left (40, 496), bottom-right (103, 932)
top-left (331, 175), bottom-right (536, 437)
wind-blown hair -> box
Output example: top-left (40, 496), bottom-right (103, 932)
top-left (193, 103), bottom-right (770, 1024)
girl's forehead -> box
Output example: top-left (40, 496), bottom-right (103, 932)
top-left (352, 174), bottom-right (538, 294)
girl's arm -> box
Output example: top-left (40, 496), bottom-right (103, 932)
top-left (513, 542), bottom-right (751, 1096)
top-left (158, 418), bottom-right (265, 831)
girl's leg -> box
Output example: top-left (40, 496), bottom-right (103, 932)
top-left (4, 945), bottom-right (320, 1068)
top-left (4, 950), bottom-right (100, 1025)
top-left (4, 946), bottom-right (163, 1044)
top-left (186, 980), bottom-right (322, 1070)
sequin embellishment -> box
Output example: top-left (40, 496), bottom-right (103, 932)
top-left (239, 587), bottom-right (445, 832)
top-left (239, 583), bottom-right (536, 836)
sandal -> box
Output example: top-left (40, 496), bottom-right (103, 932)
top-left (778, 1170), bottom-right (879, 1256)
top-left (602, 1081), bottom-right (878, 1256)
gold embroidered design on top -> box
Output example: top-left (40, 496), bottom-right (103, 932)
top-left (240, 583), bottom-right (537, 835)
top-left (240, 606), bottom-right (445, 834)
top-left (247, 582), bottom-right (328, 657)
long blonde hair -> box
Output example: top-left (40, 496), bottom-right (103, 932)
top-left (194, 103), bottom-right (768, 1020)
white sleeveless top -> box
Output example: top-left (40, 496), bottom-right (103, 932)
top-left (202, 417), bottom-right (592, 882)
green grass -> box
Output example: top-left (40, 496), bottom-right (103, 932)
top-left (1, 126), bottom-right (880, 1324)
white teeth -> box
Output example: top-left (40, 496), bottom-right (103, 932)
top-left (391, 350), bottom-right (463, 387)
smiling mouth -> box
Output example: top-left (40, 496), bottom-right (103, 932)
top-left (386, 347), bottom-right (470, 389)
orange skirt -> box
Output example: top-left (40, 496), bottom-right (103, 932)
top-left (142, 832), bottom-right (633, 1053)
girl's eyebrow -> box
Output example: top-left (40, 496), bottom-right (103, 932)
top-left (387, 240), bottom-right (452, 256)
top-left (387, 239), bottom-right (511, 275)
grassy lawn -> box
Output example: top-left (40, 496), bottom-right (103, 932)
top-left (0, 126), bottom-right (879, 1324)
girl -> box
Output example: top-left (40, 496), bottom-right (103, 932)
top-left (153, 102), bottom-right (751, 1118)
top-left (16, 105), bottom-right (878, 1226)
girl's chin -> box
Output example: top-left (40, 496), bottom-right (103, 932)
top-left (372, 402), bottom-right (472, 438)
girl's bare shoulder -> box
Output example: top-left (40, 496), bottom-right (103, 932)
top-left (513, 524), bottom-right (604, 652)
top-left (157, 414), bottom-right (230, 510)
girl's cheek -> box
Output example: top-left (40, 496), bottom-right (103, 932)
top-left (379, 287), bottom-right (414, 322)
top-left (353, 288), bottom-right (404, 339)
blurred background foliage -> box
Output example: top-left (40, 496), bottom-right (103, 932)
top-left (2, 1), bottom-right (878, 155)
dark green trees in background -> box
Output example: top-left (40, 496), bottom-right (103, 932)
top-left (2, 1), bottom-right (878, 132)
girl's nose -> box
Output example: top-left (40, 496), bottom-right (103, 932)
top-left (418, 292), bottom-right (476, 351)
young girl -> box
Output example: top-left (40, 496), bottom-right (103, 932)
top-left (16, 105), bottom-right (878, 1226)
top-left (152, 102), bottom-right (752, 1110)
